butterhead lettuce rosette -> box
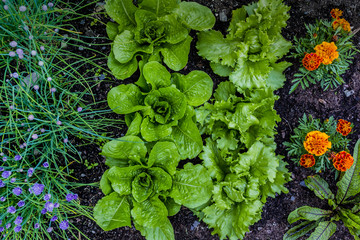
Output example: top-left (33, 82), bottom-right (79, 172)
top-left (94, 136), bottom-right (213, 240)
top-left (105, 0), bottom-right (215, 80)
top-left (107, 61), bottom-right (213, 159)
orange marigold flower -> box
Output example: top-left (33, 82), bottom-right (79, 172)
top-left (300, 154), bottom-right (316, 168)
top-left (303, 131), bottom-right (332, 156)
top-left (314, 42), bottom-right (339, 65)
top-left (333, 151), bottom-right (354, 171)
top-left (332, 18), bottom-right (351, 32)
top-left (302, 53), bottom-right (323, 71)
top-left (330, 8), bottom-right (343, 19)
top-left (336, 119), bottom-right (352, 136)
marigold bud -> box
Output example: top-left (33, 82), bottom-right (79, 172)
top-left (300, 154), bottom-right (316, 168)
top-left (336, 119), bottom-right (352, 136)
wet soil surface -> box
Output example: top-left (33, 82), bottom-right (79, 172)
top-left (66, 0), bottom-right (360, 239)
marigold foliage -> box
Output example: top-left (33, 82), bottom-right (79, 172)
top-left (330, 8), bottom-right (343, 19)
top-left (302, 53), bottom-right (322, 71)
top-left (333, 151), bottom-right (354, 171)
top-left (336, 119), bottom-right (352, 136)
top-left (303, 131), bottom-right (332, 156)
top-left (332, 18), bottom-right (351, 32)
top-left (300, 154), bottom-right (316, 168)
top-left (314, 42), bottom-right (339, 65)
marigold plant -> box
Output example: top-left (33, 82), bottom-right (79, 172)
top-left (336, 119), bottom-right (352, 136)
top-left (314, 42), bottom-right (339, 65)
top-left (332, 18), bottom-right (351, 32)
top-left (300, 154), bottom-right (316, 168)
top-left (333, 151), bottom-right (354, 171)
top-left (330, 8), bottom-right (343, 19)
top-left (284, 114), bottom-right (352, 172)
top-left (302, 53), bottom-right (323, 71)
top-left (303, 131), bottom-right (332, 156)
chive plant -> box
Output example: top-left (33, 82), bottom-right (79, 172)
top-left (0, 0), bottom-right (122, 239)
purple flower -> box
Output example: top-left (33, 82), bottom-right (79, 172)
top-left (14, 216), bottom-right (23, 225)
top-left (3, 5), bottom-right (8, 10)
top-left (44, 202), bottom-right (55, 212)
top-left (17, 200), bottom-right (25, 207)
top-left (51, 87), bottom-right (56, 93)
top-left (0, 227), bottom-right (3, 232)
top-left (18, 54), bottom-right (24, 59)
top-left (10, 177), bottom-right (16, 183)
top-left (56, 120), bottom-right (62, 125)
top-left (33, 85), bottom-right (39, 90)
top-left (19, 6), bottom-right (26, 12)
top-left (38, 61), bottom-right (44, 66)
top-left (13, 187), bottom-right (22, 196)
top-left (59, 220), bottom-right (69, 230)
top-left (66, 193), bottom-right (78, 202)
top-left (47, 77), bottom-right (52, 81)
top-left (29, 35), bottom-right (34, 40)
top-left (40, 46), bottom-right (45, 51)
top-left (1, 157), bottom-right (6, 161)
top-left (41, 208), bottom-right (47, 214)
top-left (43, 162), bottom-right (49, 168)
top-left (14, 155), bottom-right (22, 161)
top-left (30, 183), bottom-right (44, 195)
top-left (47, 227), bottom-right (53, 233)
top-left (55, 29), bottom-right (59, 33)
top-left (42, 5), bottom-right (48, 11)
top-left (2, 171), bottom-right (11, 178)
top-left (6, 223), bottom-right (11, 229)
top-left (12, 72), bottom-right (19, 78)
top-left (40, 128), bottom-right (45, 133)
top-left (54, 202), bottom-right (60, 208)
top-left (0, 167), bottom-right (3, 171)
top-left (44, 194), bottom-right (51, 201)
top-left (34, 223), bottom-right (40, 229)
top-left (0, 180), bottom-right (4, 188)
top-left (63, 138), bottom-right (68, 143)
top-left (10, 41), bottom-right (17, 47)
top-left (32, 134), bottom-right (38, 140)
top-left (50, 215), bottom-right (57, 222)
top-left (0, 197), bottom-right (5, 201)
top-left (28, 115), bottom-right (34, 120)
top-left (27, 168), bottom-right (34, 177)
top-left (16, 49), bottom-right (23, 55)
top-left (9, 51), bottom-right (15, 57)
top-left (31, 50), bottom-right (37, 56)
top-left (77, 107), bottom-right (83, 112)
top-left (48, 2), bottom-right (54, 7)
top-left (14, 225), bottom-right (22, 233)
top-left (7, 206), bottom-right (16, 214)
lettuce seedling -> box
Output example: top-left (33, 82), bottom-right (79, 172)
top-left (196, 0), bottom-right (291, 92)
top-left (284, 139), bottom-right (360, 240)
top-left (105, 0), bottom-right (215, 80)
top-left (107, 61), bottom-right (213, 159)
top-left (94, 136), bottom-right (213, 240)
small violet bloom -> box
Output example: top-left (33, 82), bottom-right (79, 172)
top-left (54, 202), bottom-right (60, 208)
top-left (33, 85), bottom-right (39, 90)
top-left (48, 2), bottom-right (54, 7)
top-left (42, 5), bottom-right (48, 11)
top-left (14, 155), bottom-right (22, 161)
top-left (13, 187), bottom-right (22, 196)
top-left (0, 167), bottom-right (3, 171)
top-left (56, 120), bottom-right (62, 125)
top-left (28, 115), bottom-right (34, 120)
top-left (66, 193), bottom-right (78, 202)
top-left (64, 138), bottom-right (68, 143)
top-left (31, 50), bottom-right (37, 56)
top-left (47, 77), bottom-right (52, 81)
top-left (7, 206), bottom-right (16, 214)
top-left (44, 202), bottom-right (55, 212)
top-left (18, 200), bottom-right (25, 207)
top-left (10, 41), bottom-right (17, 47)
top-left (9, 51), bottom-right (16, 57)
top-left (41, 208), bottom-right (47, 214)
top-left (14, 226), bottom-right (22, 233)
top-left (0, 180), bottom-right (5, 188)
top-left (3, 5), bottom-right (8, 10)
top-left (14, 216), bottom-right (23, 225)
top-left (44, 194), bottom-right (51, 201)
top-left (59, 220), bottom-right (69, 230)
top-left (47, 227), bottom-right (53, 233)
top-left (77, 107), bottom-right (83, 112)
top-left (34, 223), bottom-right (40, 229)
top-left (12, 72), bottom-right (19, 78)
top-left (27, 168), bottom-right (34, 177)
top-left (19, 6), bottom-right (26, 12)
top-left (50, 215), bottom-right (57, 222)
top-left (6, 223), bottom-right (11, 229)
top-left (16, 49), bottom-right (23, 55)
top-left (0, 197), bottom-right (5, 201)
top-left (10, 177), bottom-right (16, 183)
top-left (38, 61), bottom-right (44, 66)
top-left (30, 183), bottom-right (45, 195)
top-left (43, 162), bottom-right (49, 168)
top-left (40, 46), bottom-right (45, 51)
top-left (51, 87), bottom-right (56, 93)
top-left (2, 171), bottom-right (11, 178)
top-left (32, 134), bottom-right (38, 140)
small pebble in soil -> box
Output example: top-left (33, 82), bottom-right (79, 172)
top-left (219, 9), bottom-right (227, 22)
top-left (299, 181), bottom-right (306, 187)
top-left (290, 196), bottom-right (296, 202)
top-left (344, 89), bottom-right (354, 97)
top-left (99, 74), bottom-right (105, 80)
top-left (190, 221), bottom-right (200, 230)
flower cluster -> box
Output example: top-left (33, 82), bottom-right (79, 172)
top-left (331, 8), bottom-right (351, 32)
top-left (333, 151), bottom-right (354, 171)
top-left (314, 42), bottom-right (339, 65)
top-left (336, 119), bottom-right (352, 136)
top-left (303, 131), bottom-right (332, 156)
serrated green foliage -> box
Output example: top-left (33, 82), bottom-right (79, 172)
top-left (289, 18), bottom-right (358, 93)
top-left (107, 61), bottom-right (213, 159)
top-left (284, 114), bottom-right (351, 173)
top-left (94, 136), bottom-right (213, 239)
top-left (284, 143), bottom-right (360, 240)
top-left (196, 0), bottom-right (292, 92)
top-left (105, 0), bottom-right (215, 79)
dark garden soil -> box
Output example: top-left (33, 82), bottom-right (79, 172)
top-left (66, 0), bottom-right (360, 239)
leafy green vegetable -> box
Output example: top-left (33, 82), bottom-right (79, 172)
top-left (105, 0), bottom-right (215, 80)
top-left (94, 136), bottom-right (213, 240)
top-left (196, 0), bottom-right (291, 92)
top-left (108, 61), bottom-right (213, 159)
top-left (284, 140), bottom-right (360, 240)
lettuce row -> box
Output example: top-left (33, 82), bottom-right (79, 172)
top-left (107, 61), bottom-right (213, 160)
top-left (94, 136), bottom-right (213, 240)
top-left (105, 0), bottom-right (215, 80)
top-left (196, 0), bottom-right (292, 92)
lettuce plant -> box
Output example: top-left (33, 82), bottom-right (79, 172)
top-left (284, 139), bottom-right (360, 240)
top-left (195, 82), bottom-right (291, 240)
top-left (107, 61), bottom-right (213, 159)
top-left (94, 136), bottom-right (213, 240)
top-left (105, 0), bottom-right (215, 80)
top-left (196, 0), bottom-right (291, 92)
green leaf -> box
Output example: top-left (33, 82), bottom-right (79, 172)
top-left (163, 197), bottom-right (181, 216)
top-left (132, 172), bottom-right (154, 202)
top-left (170, 107), bottom-right (203, 159)
top-left (135, 218), bottom-right (175, 240)
top-left (138, 0), bottom-right (178, 16)
top-left (213, 81), bottom-right (236, 102)
top-left (305, 175), bottom-right (334, 200)
top-left (308, 221), bottom-right (336, 240)
top-left (199, 138), bottom-right (226, 181)
top-left (266, 61), bottom-right (292, 90)
top-left (113, 30), bottom-right (153, 63)
top-left (148, 141), bottom-right (180, 175)
top-left (140, 117), bottom-right (174, 142)
top-left (170, 163), bottom-right (213, 209)
top-left (100, 169), bottom-right (113, 195)
top-left (172, 71), bottom-right (213, 106)
top-left (94, 192), bottom-right (131, 231)
top-left (210, 62), bottom-right (234, 77)
top-left (337, 139), bottom-right (360, 204)
top-left (108, 165), bottom-right (144, 195)
top-left (132, 196), bottom-right (169, 228)
top-left (105, 0), bottom-right (137, 28)
top-left (148, 167), bottom-right (173, 193)
top-left (175, 2), bottom-right (215, 31)
top-left (126, 112), bottom-right (143, 136)
top-left (101, 136), bottom-right (147, 164)
top-left (106, 22), bottom-right (120, 40)
top-left (297, 206), bottom-right (332, 221)
top-left (143, 61), bottom-right (171, 90)
top-left (107, 84), bottom-right (146, 114)
top-left (162, 14), bottom-right (189, 44)
top-left (108, 51), bottom-right (138, 80)
top-left (283, 220), bottom-right (318, 240)
top-left (161, 36), bottom-right (192, 71)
